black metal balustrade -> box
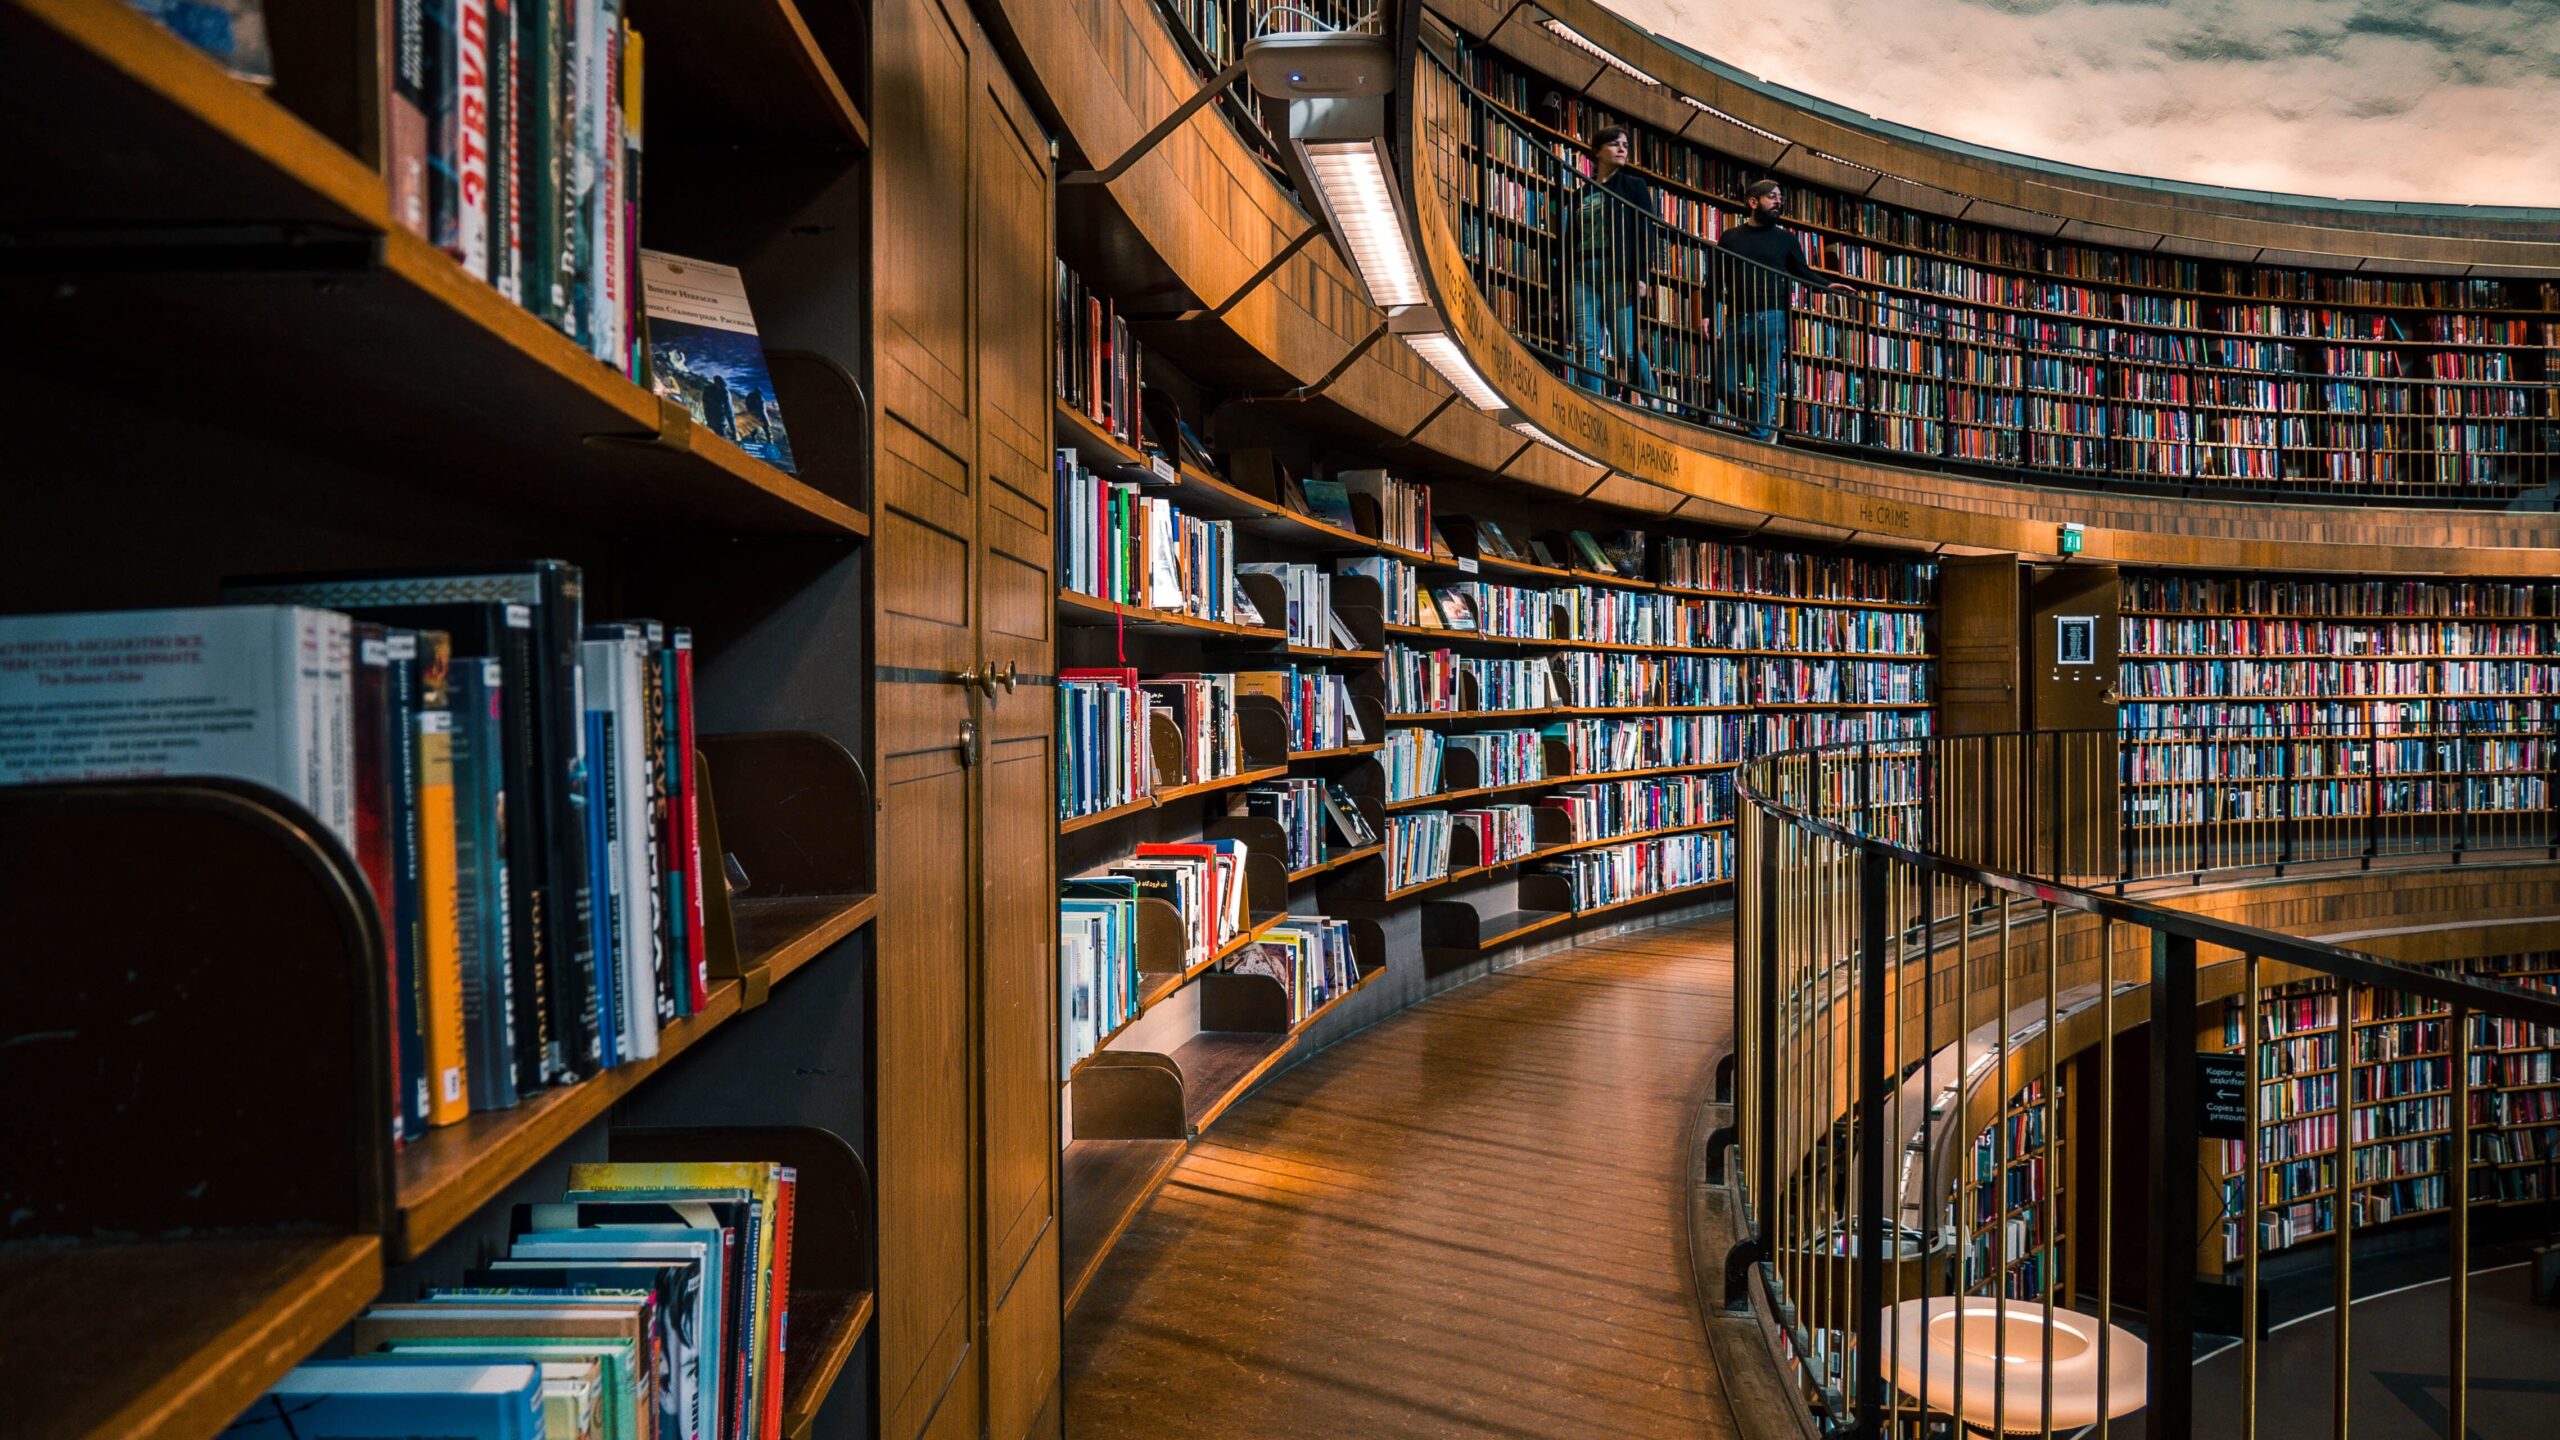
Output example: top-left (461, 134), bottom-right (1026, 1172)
top-left (1411, 49), bottom-right (2560, 508)
top-left (1733, 726), bottom-right (2560, 1437)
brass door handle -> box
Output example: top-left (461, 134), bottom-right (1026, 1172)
top-left (994, 659), bottom-right (1019, 693)
top-left (953, 666), bottom-right (1000, 700)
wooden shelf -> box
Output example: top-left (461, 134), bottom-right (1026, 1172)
top-left (1058, 588), bottom-right (1285, 641)
top-left (779, 1287), bottom-right (876, 1440)
top-left (1290, 844), bottom-right (1384, 883)
top-left (0, 3), bottom-right (869, 546)
top-left (1062, 794), bottom-right (1158, 835)
top-left (734, 892), bottom-right (880, 1002)
top-left (1054, 401), bottom-right (1151, 472)
top-left (1155, 764), bottom-right (1289, 806)
top-left (1290, 743), bottom-right (1383, 762)
top-left (0, 1233), bottom-right (383, 1440)
top-left (1061, 1138), bottom-right (1187, 1313)
top-left (628, 0), bottom-right (869, 147)
top-left (1176, 965), bottom-right (1388, 1135)
top-left (394, 978), bottom-right (744, 1258)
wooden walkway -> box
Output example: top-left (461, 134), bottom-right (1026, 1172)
top-left (1064, 911), bottom-right (1742, 1439)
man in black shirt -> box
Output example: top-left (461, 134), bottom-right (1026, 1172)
top-left (1716, 178), bottom-right (1857, 439)
top-left (1569, 126), bottom-right (1659, 400)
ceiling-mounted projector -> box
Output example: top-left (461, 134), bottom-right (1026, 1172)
top-left (1243, 31), bottom-right (1394, 99)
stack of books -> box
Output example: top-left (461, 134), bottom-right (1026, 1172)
top-left (0, 567), bottom-right (709, 1145)
top-left (225, 1160), bottom-right (798, 1439)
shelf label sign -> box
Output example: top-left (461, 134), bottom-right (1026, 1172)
top-left (2197, 1052), bottom-right (2249, 1139)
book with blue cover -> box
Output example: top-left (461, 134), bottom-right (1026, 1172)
top-left (220, 1359), bottom-right (543, 1439)
top-left (641, 249), bottom-right (796, 473)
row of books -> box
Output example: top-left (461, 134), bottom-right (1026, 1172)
top-left (374, 0), bottom-right (648, 380)
top-left (1062, 888), bottom-right (1147, 1074)
top-left (1238, 562), bottom-right (1363, 650)
top-left (1064, 839), bottom-right (1253, 972)
top-left (2118, 698), bottom-right (2546, 732)
top-left (224, 1159), bottom-right (797, 1440)
top-left (1753, 658), bottom-right (1930, 706)
top-left (1059, 261), bottom-right (1143, 445)
top-left (1752, 710), bottom-right (1936, 754)
top-left (1057, 670), bottom-right (1150, 820)
top-left (1224, 915), bottom-right (1366, 1025)
top-left (0, 570), bottom-right (705, 1143)
top-left (2121, 658), bottom-right (2556, 697)
top-left (1056, 452), bottom-right (1242, 623)
top-left (1452, 803), bottom-right (1539, 866)
top-left (2125, 576), bottom-right (2556, 619)
top-left (1551, 714), bottom-right (1744, 773)
top-left (1270, 668), bottom-right (1366, 753)
top-left (2123, 617), bottom-right (2552, 658)
top-left (1228, 778), bottom-right (1379, 873)
top-left (1385, 812), bottom-right (1452, 890)
top-left (1542, 774), bottom-right (1724, 841)
top-left (1339, 557), bottom-right (1421, 626)
top-left (1543, 830), bottom-right (1731, 910)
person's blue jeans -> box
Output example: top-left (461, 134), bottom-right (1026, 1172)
top-left (1725, 308), bottom-right (1788, 437)
top-left (1572, 279), bottom-right (1656, 398)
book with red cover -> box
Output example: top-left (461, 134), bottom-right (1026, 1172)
top-left (672, 629), bottom-right (708, 1012)
top-left (758, 1167), bottom-right (797, 1439)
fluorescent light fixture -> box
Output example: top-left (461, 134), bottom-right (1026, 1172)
top-left (1677, 93), bottom-right (1792, 146)
top-left (1403, 331), bottom-right (1503, 410)
top-left (1541, 20), bottom-right (1657, 86)
top-left (1302, 138), bottom-right (1429, 310)
top-left (1509, 419), bottom-right (1603, 469)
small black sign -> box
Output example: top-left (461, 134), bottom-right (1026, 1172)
top-left (2198, 1053), bottom-right (2249, 1140)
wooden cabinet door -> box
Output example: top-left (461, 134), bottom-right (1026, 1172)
top-left (873, 0), bottom-right (984, 1433)
top-left (875, 0), bottom-right (1060, 1434)
top-left (970, 50), bottom-right (1061, 1440)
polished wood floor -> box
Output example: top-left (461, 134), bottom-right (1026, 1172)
top-left (1065, 911), bottom-right (1742, 1438)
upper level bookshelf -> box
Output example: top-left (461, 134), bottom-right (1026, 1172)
top-left (1430, 36), bottom-right (2560, 504)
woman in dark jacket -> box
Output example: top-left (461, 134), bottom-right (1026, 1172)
top-left (1570, 126), bottom-right (1659, 399)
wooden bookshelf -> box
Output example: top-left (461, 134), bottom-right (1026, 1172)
top-left (2207, 952), bottom-right (2560, 1264)
top-left (0, 6), bottom-right (896, 1428)
top-left (0, 1233), bottom-right (385, 1440)
top-left (1449, 35), bottom-right (2560, 500)
top-left (0, 3), bottom-right (870, 546)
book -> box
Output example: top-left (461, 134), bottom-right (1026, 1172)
top-left (467, 1265), bottom-right (693, 1439)
top-left (1568, 530), bottom-right (1617, 574)
top-left (386, 0), bottom-right (431, 236)
top-left (416, 632), bottom-right (471, 1127)
top-left (584, 623), bottom-right (660, 1060)
top-left (1475, 519), bottom-right (1522, 562)
top-left (667, 630), bottom-right (708, 1013)
top-left (128, 0), bottom-right (275, 81)
top-left (0, 605), bottom-right (355, 845)
top-left (222, 1360), bottom-right (544, 1440)
top-left (504, 1233), bottom-right (721, 1440)
top-left (1527, 537), bottom-right (1561, 567)
top-left (227, 562), bottom-right (599, 1089)
top-left (383, 630), bottom-right (431, 1139)
top-left (642, 249), bottom-right (796, 472)
top-left (449, 657), bottom-right (518, 1111)
top-left (580, 702), bottom-right (620, 1068)
top-left (1300, 478), bottom-right (1355, 529)
top-left (1432, 586), bottom-right (1479, 632)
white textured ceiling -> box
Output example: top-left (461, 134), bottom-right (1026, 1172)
top-left (1609, 0), bottom-right (2560, 208)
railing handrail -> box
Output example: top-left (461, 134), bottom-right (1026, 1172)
top-left (1735, 728), bottom-right (2560, 1028)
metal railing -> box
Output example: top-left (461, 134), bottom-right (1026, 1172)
top-left (1733, 727), bottom-right (2560, 1436)
top-left (1413, 49), bottom-right (2560, 508)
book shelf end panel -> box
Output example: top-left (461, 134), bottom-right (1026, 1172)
top-left (0, 779), bottom-right (394, 1243)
